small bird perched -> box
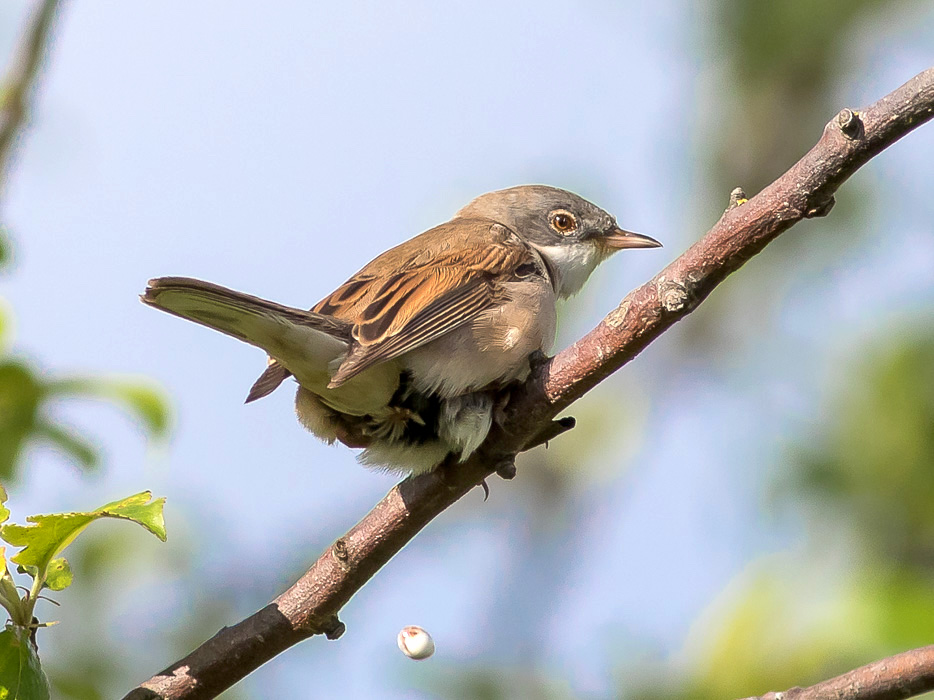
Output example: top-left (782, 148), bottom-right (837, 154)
top-left (142, 185), bottom-right (660, 473)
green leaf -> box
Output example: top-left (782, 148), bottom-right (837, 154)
top-left (96, 491), bottom-right (166, 541)
top-left (32, 420), bottom-right (99, 473)
top-left (0, 574), bottom-right (22, 626)
top-left (0, 491), bottom-right (167, 576)
top-left (13, 565), bottom-right (35, 579)
top-left (0, 485), bottom-right (8, 526)
top-left (0, 547), bottom-right (19, 626)
top-left (43, 558), bottom-right (71, 592)
top-left (0, 626), bottom-right (51, 700)
top-left (48, 376), bottom-right (171, 439)
top-left (0, 368), bottom-right (171, 481)
top-left (0, 361), bottom-right (44, 481)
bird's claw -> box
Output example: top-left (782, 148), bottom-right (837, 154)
top-left (523, 416), bottom-right (576, 451)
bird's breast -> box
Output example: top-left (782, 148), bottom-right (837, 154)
top-left (402, 276), bottom-right (557, 397)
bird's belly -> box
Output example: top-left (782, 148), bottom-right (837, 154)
top-left (403, 278), bottom-right (557, 397)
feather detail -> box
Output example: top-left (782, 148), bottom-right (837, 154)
top-left (312, 220), bottom-right (538, 387)
top-left (246, 361), bottom-right (292, 403)
top-left (141, 277), bottom-right (353, 397)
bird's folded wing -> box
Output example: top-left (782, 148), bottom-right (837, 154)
top-left (328, 279), bottom-right (494, 386)
top-left (317, 221), bottom-right (531, 387)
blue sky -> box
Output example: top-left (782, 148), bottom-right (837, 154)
top-left (2, 1), bottom-right (933, 697)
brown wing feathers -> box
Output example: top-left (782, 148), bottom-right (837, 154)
top-left (328, 278), bottom-right (495, 387)
top-left (246, 361), bottom-right (292, 403)
top-left (319, 222), bottom-right (531, 387)
top-left (243, 220), bottom-right (533, 393)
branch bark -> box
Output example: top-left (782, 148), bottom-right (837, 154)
top-left (125, 67), bottom-right (934, 699)
top-left (739, 644), bottom-right (934, 700)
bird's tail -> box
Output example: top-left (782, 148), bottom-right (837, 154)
top-left (141, 277), bottom-right (352, 395)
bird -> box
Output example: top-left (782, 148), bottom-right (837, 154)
top-left (141, 185), bottom-right (660, 474)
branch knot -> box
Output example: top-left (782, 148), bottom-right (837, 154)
top-left (656, 276), bottom-right (695, 314)
top-left (321, 616), bottom-right (345, 640)
top-left (332, 538), bottom-right (350, 564)
top-left (836, 107), bottom-right (863, 139)
top-left (805, 195), bottom-right (836, 218)
top-left (726, 186), bottom-right (748, 212)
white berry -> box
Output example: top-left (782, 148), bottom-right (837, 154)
top-left (397, 625), bottom-right (435, 660)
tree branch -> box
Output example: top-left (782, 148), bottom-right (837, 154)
top-left (0, 0), bottom-right (61, 194)
top-left (124, 67), bottom-right (934, 699)
top-left (739, 644), bottom-right (934, 700)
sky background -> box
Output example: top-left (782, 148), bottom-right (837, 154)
top-left (2, 1), bottom-right (933, 698)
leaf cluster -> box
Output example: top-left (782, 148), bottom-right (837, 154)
top-left (0, 488), bottom-right (166, 699)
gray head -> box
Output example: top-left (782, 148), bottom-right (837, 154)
top-left (456, 185), bottom-right (660, 297)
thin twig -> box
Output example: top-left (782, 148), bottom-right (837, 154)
top-left (0, 0), bottom-right (61, 195)
top-left (738, 644), bottom-right (934, 700)
top-left (124, 67), bottom-right (934, 699)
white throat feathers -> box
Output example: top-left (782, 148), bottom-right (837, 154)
top-left (530, 242), bottom-right (604, 298)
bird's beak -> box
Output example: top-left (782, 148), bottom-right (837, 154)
top-left (599, 227), bottom-right (663, 250)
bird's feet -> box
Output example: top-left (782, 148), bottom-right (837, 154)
top-left (477, 455), bottom-right (518, 501)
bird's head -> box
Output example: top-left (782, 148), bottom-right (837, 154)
top-left (456, 185), bottom-right (661, 297)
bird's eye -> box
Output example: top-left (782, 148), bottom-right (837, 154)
top-left (549, 210), bottom-right (578, 235)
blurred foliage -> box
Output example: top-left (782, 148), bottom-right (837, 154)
top-left (674, 0), bottom-right (923, 364)
top-left (0, 193), bottom-right (169, 477)
top-left (43, 529), bottom-right (166, 700)
top-left (0, 356), bottom-right (171, 480)
top-left (0, 359), bottom-right (44, 476)
top-left (1, 164), bottom-right (169, 480)
top-left (630, 567), bottom-right (934, 699)
top-left (0, 226), bottom-right (9, 268)
top-left (713, 0), bottom-right (896, 195)
top-left (788, 333), bottom-right (934, 564)
top-left (626, 331), bottom-right (934, 699)
top-left (0, 4), bottom-right (182, 697)
top-left (427, 666), bottom-right (575, 700)
top-left (0, 0), bottom-right (173, 482)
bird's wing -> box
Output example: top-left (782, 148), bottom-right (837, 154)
top-left (316, 220), bottom-right (532, 387)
